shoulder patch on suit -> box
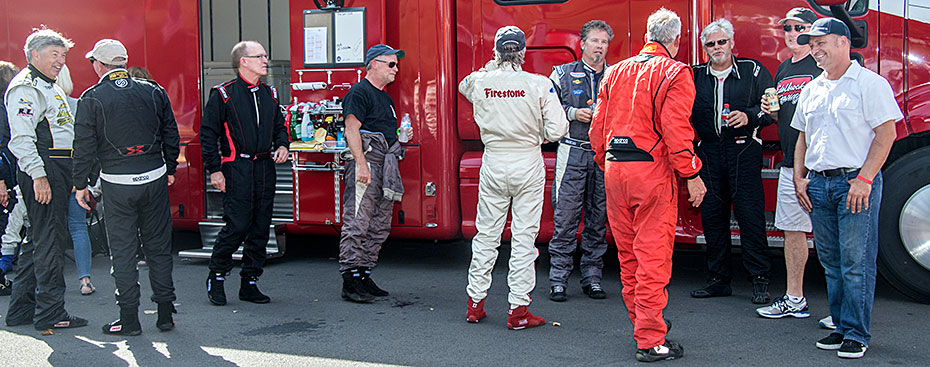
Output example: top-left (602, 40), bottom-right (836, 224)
top-left (214, 85), bottom-right (229, 103)
top-left (553, 65), bottom-right (565, 77)
top-left (269, 85), bottom-right (278, 101)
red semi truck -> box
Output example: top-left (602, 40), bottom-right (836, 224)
top-left (1, 0), bottom-right (928, 303)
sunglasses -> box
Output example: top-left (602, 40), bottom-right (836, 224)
top-left (372, 59), bottom-right (399, 68)
top-left (703, 39), bottom-right (729, 48)
top-left (783, 24), bottom-right (809, 32)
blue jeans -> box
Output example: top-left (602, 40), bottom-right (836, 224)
top-left (69, 195), bottom-right (92, 280)
top-left (808, 170), bottom-right (882, 346)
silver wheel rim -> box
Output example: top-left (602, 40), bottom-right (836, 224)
top-left (900, 184), bottom-right (930, 271)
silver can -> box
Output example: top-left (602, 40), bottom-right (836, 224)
top-left (764, 87), bottom-right (780, 112)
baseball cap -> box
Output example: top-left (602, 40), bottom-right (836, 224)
top-left (364, 44), bottom-right (404, 66)
top-left (495, 26), bottom-right (526, 53)
top-left (85, 39), bottom-right (128, 65)
top-left (778, 8), bottom-right (817, 25)
top-left (797, 17), bottom-right (850, 45)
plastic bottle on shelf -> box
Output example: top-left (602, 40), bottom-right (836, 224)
top-left (398, 113), bottom-right (412, 143)
top-left (289, 102), bottom-right (301, 141)
top-left (300, 103), bottom-right (313, 141)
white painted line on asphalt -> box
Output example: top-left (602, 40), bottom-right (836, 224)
top-left (201, 346), bottom-right (409, 367)
top-left (0, 330), bottom-right (52, 366)
top-left (153, 341), bottom-right (171, 359)
top-left (75, 335), bottom-right (139, 366)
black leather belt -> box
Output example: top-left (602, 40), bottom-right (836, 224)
top-left (560, 137), bottom-right (591, 150)
top-left (812, 167), bottom-right (859, 177)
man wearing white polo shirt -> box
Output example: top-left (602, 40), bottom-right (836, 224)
top-left (791, 18), bottom-right (902, 359)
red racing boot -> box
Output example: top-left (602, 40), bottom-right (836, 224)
top-left (466, 298), bottom-right (486, 323)
top-left (507, 306), bottom-right (545, 330)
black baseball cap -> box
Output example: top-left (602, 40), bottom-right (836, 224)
top-left (364, 44), bottom-right (405, 66)
top-left (797, 17), bottom-right (850, 45)
top-left (495, 26), bottom-right (526, 53)
top-left (778, 8), bottom-right (817, 25)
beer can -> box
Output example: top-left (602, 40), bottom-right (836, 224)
top-left (764, 87), bottom-right (780, 112)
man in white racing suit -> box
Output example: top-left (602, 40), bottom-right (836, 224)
top-left (458, 26), bottom-right (568, 330)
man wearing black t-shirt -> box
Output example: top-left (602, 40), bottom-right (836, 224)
top-left (755, 8), bottom-right (825, 322)
top-left (338, 44), bottom-right (408, 303)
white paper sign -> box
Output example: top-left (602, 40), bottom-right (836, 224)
top-left (334, 11), bottom-right (364, 64)
top-left (304, 27), bottom-right (328, 64)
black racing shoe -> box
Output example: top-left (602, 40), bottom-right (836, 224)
top-left (636, 341), bottom-right (684, 362)
top-left (341, 270), bottom-right (374, 303)
top-left (549, 285), bottom-right (567, 302)
top-left (690, 276), bottom-right (732, 298)
top-left (0, 274), bottom-right (11, 296)
top-left (582, 283), bottom-right (607, 299)
top-left (239, 276), bottom-right (271, 304)
top-left (207, 272), bottom-right (227, 306)
top-left (751, 276), bottom-right (772, 304)
top-left (156, 302), bottom-right (177, 332)
top-left (102, 319), bottom-right (142, 336)
top-left (837, 340), bottom-right (868, 359)
top-left (36, 314), bottom-right (88, 330)
top-left (359, 268), bottom-right (389, 297)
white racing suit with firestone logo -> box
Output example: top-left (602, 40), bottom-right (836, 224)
top-left (459, 60), bottom-right (568, 306)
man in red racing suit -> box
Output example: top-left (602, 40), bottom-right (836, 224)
top-left (589, 8), bottom-right (706, 362)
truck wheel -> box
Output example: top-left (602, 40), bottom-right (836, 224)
top-left (878, 146), bottom-right (930, 304)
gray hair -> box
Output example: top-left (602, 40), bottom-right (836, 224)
top-left (700, 18), bottom-right (735, 44)
top-left (495, 44), bottom-right (525, 69)
top-left (230, 41), bottom-right (259, 69)
top-left (645, 8), bottom-right (682, 45)
top-left (23, 28), bottom-right (74, 63)
top-left (581, 20), bottom-right (615, 42)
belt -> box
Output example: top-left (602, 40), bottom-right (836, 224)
top-left (560, 137), bottom-right (591, 150)
top-left (812, 167), bottom-right (859, 177)
top-left (237, 152), bottom-right (271, 161)
top-left (100, 165), bottom-right (166, 185)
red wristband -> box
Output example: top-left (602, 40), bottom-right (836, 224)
top-left (856, 175), bottom-right (872, 185)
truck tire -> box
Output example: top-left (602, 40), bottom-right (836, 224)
top-left (877, 146), bottom-right (930, 304)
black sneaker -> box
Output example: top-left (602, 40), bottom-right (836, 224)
top-left (582, 283), bottom-right (607, 299)
top-left (816, 333), bottom-right (844, 350)
top-left (207, 272), bottom-right (227, 306)
top-left (751, 276), bottom-right (771, 304)
top-left (239, 276), bottom-right (271, 304)
top-left (341, 270), bottom-right (374, 303)
top-left (359, 268), bottom-right (389, 297)
top-left (635, 341), bottom-right (684, 362)
top-left (35, 314), bottom-right (88, 330)
top-left (690, 277), bottom-right (731, 298)
top-left (549, 285), bottom-right (567, 302)
top-left (837, 340), bottom-right (867, 359)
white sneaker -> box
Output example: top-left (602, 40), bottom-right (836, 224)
top-left (819, 315), bottom-right (836, 330)
top-left (755, 295), bottom-right (810, 318)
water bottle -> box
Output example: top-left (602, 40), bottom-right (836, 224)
top-left (300, 104), bottom-right (313, 141)
top-left (289, 103), bottom-right (301, 141)
top-left (720, 103), bottom-right (731, 131)
top-left (398, 113), bottom-right (412, 143)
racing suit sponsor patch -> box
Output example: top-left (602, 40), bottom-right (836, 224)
top-left (18, 98), bottom-right (33, 106)
top-left (570, 72), bottom-right (585, 78)
top-left (17, 107), bottom-right (33, 117)
top-left (484, 88), bottom-right (526, 98)
top-left (108, 71), bottom-right (129, 80)
top-left (572, 89), bottom-right (584, 95)
top-left (572, 79), bottom-right (582, 85)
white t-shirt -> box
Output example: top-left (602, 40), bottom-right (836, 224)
top-left (790, 61), bottom-right (903, 172)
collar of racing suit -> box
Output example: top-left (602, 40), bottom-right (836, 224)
top-left (238, 73), bottom-right (261, 88)
top-left (639, 41), bottom-right (673, 59)
top-left (98, 68), bottom-right (129, 83)
top-left (27, 64), bottom-right (55, 84)
top-left (703, 54), bottom-right (740, 79)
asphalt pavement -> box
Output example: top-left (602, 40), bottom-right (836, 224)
top-left (1, 232), bottom-right (928, 366)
